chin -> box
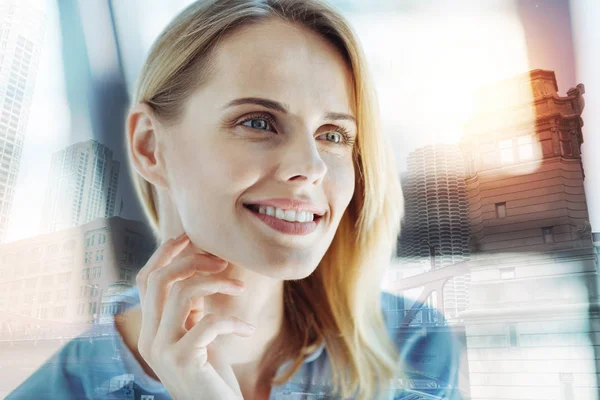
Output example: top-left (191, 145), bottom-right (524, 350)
top-left (246, 256), bottom-right (321, 281)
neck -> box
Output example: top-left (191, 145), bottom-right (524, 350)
top-left (203, 262), bottom-right (285, 366)
top-left (177, 247), bottom-right (286, 397)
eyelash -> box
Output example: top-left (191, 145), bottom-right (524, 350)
top-left (237, 112), bottom-right (356, 147)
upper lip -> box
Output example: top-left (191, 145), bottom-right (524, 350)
top-left (244, 198), bottom-right (326, 216)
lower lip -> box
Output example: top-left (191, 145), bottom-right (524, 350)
top-left (245, 206), bottom-right (322, 235)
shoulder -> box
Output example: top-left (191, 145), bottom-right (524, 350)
top-left (6, 336), bottom-right (85, 399)
top-left (6, 331), bottom-right (122, 399)
top-left (379, 291), bottom-right (464, 399)
top-left (6, 289), bottom-right (141, 400)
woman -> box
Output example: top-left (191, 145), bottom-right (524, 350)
top-left (7, 0), bottom-right (462, 399)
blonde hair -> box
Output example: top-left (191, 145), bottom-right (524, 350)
top-left (125, 0), bottom-right (405, 398)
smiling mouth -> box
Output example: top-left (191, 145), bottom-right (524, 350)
top-left (243, 204), bottom-right (324, 223)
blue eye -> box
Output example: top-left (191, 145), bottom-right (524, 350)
top-left (241, 118), bottom-right (272, 131)
top-left (322, 131), bottom-right (343, 143)
top-left (318, 127), bottom-right (355, 147)
top-left (238, 112), bottom-right (355, 147)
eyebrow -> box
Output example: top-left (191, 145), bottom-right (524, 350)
top-left (222, 97), bottom-right (357, 125)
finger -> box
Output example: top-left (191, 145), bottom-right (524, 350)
top-left (185, 309), bottom-right (204, 331)
top-left (156, 276), bottom-right (246, 344)
top-left (174, 314), bottom-right (255, 357)
top-left (136, 233), bottom-right (190, 303)
top-left (140, 254), bottom-right (228, 344)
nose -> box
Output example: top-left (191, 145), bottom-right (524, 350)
top-left (275, 129), bottom-right (327, 185)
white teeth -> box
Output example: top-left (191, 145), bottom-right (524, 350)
top-left (251, 205), bottom-right (316, 222)
top-left (283, 210), bottom-right (296, 222)
top-left (275, 208), bottom-right (285, 219)
top-left (297, 212), bottom-right (307, 223)
top-left (299, 212), bottom-right (314, 222)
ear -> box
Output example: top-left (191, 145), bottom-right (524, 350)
top-left (127, 102), bottom-right (169, 189)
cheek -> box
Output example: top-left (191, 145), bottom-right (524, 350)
top-left (169, 139), bottom-right (259, 213)
top-left (327, 158), bottom-right (356, 210)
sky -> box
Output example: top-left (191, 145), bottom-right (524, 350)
top-left (4, 0), bottom-right (581, 243)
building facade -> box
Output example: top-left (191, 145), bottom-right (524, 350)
top-left (0, 216), bottom-right (156, 337)
top-left (40, 139), bottom-right (120, 233)
top-left (0, 0), bottom-right (46, 243)
top-left (460, 69), bottom-right (597, 399)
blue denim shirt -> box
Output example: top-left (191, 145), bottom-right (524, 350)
top-left (7, 286), bottom-right (463, 399)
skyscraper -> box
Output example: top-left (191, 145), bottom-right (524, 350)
top-left (397, 144), bottom-right (471, 318)
top-left (40, 139), bottom-right (120, 232)
top-left (0, 0), bottom-right (46, 243)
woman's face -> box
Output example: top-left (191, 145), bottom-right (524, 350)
top-left (160, 19), bottom-right (356, 280)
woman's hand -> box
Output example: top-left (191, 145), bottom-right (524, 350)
top-left (135, 232), bottom-right (256, 400)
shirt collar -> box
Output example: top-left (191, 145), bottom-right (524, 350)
top-left (303, 341), bottom-right (326, 363)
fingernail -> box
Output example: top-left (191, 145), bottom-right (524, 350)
top-left (231, 279), bottom-right (245, 287)
top-left (222, 284), bottom-right (244, 294)
top-left (174, 232), bottom-right (187, 241)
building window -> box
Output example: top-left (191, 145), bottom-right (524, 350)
top-left (47, 244), bottom-right (58, 256)
top-left (120, 268), bottom-right (132, 281)
top-left (517, 135), bottom-right (533, 160)
top-left (57, 289), bottom-right (69, 300)
top-left (541, 139), bottom-right (554, 155)
top-left (560, 372), bottom-right (574, 400)
top-left (59, 272), bottom-right (72, 284)
top-left (64, 239), bottom-right (76, 251)
top-left (508, 324), bottom-right (519, 347)
top-left (40, 291), bottom-right (51, 302)
top-left (500, 267), bottom-right (515, 280)
top-left (499, 138), bottom-right (514, 165)
top-left (495, 202), bottom-right (506, 218)
top-left (54, 306), bottom-right (66, 318)
top-left (560, 140), bottom-right (573, 157)
top-left (559, 129), bottom-right (574, 157)
top-left (542, 226), bottom-right (554, 243)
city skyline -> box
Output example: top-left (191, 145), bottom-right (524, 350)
top-left (3, 0), bottom-right (583, 244)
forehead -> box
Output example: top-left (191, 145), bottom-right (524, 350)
top-left (201, 19), bottom-right (356, 117)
